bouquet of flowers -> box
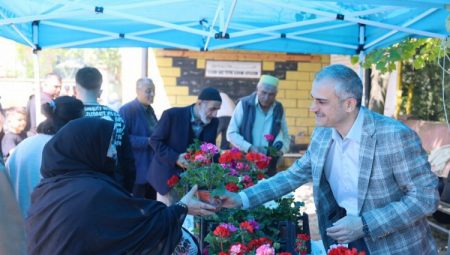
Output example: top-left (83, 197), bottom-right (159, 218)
top-left (204, 195), bottom-right (307, 255)
top-left (167, 140), bottom-right (309, 255)
top-left (168, 140), bottom-right (238, 200)
top-left (219, 147), bottom-right (271, 193)
top-left (205, 219), bottom-right (309, 255)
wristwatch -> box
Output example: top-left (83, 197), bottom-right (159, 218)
top-left (176, 201), bottom-right (188, 212)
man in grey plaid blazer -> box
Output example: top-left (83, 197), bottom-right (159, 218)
top-left (221, 64), bottom-right (439, 254)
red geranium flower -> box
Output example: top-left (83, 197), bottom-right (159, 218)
top-left (166, 175), bottom-right (179, 188)
top-left (328, 246), bottom-right (366, 255)
top-left (247, 237), bottom-right (273, 250)
top-left (239, 221), bottom-right (254, 233)
top-left (225, 182), bottom-right (239, 192)
top-left (213, 225), bottom-right (231, 238)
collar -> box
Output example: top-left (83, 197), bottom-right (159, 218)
top-left (190, 105), bottom-right (201, 123)
top-left (331, 108), bottom-right (365, 143)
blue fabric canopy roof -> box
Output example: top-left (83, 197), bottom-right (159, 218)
top-left (0, 0), bottom-right (448, 55)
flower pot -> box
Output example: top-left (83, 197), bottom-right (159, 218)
top-left (196, 190), bottom-right (222, 211)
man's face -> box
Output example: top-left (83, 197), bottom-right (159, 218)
top-left (42, 75), bottom-right (62, 98)
top-left (136, 82), bottom-right (155, 106)
top-left (310, 78), bottom-right (350, 129)
top-left (198, 100), bottom-right (221, 125)
top-left (256, 84), bottom-right (277, 108)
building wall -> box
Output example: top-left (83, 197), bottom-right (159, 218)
top-left (153, 49), bottom-right (330, 149)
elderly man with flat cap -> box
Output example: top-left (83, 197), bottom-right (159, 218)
top-left (227, 74), bottom-right (290, 176)
top-left (148, 87), bottom-right (222, 205)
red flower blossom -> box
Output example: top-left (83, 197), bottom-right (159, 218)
top-left (219, 252), bottom-right (229, 255)
top-left (256, 172), bottom-right (265, 180)
top-left (166, 175), bottom-right (179, 188)
top-left (246, 152), bottom-right (270, 170)
top-left (297, 233), bottom-right (310, 241)
top-left (278, 252), bottom-right (292, 255)
top-left (225, 182), bottom-right (239, 192)
top-left (219, 150), bottom-right (243, 164)
top-left (239, 221), bottom-right (254, 233)
top-left (327, 246), bottom-right (366, 255)
top-left (213, 225), bottom-right (231, 238)
top-left (247, 237), bottom-right (273, 250)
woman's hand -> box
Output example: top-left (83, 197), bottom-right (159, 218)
top-left (180, 185), bottom-right (216, 216)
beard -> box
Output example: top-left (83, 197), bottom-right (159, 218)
top-left (199, 112), bottom-right (211, 125)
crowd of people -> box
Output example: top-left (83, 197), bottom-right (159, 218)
top-left (0, 64), bottom-right (441, 255)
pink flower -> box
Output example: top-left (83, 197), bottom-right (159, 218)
top-left (194, 154), bottom-right (208, 162)
top-left (200, 143), bottom-right (219, 154)
top-left (255, 244), bottom-right (275, 255)
top-left (236, 162), bottom-right (245, 170)
top-left (264, 134), bottom-right (274, 142)
top-left (229, 243), bottom-right (247, 255)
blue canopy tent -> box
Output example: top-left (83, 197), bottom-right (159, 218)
top-left (0, 0), bottom-right (448, 54)
top-left (0, 0), bottom-right (448, 122)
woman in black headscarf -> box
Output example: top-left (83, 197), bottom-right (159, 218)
top-left (26, 118), bottom-right (215, 255)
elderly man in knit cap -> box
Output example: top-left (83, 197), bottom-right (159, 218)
top-left (147, 87), bottom-right (222, 205)
top-left (227, 74), bottom-right (290, 176)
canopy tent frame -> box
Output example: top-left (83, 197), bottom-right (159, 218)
top-left (0, 0), bottom-right (447, 53)
top-left (0, 0), bottom-right (448, 119)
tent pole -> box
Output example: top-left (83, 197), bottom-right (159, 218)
top-left (32, 21), bottom-right (42, 128)
top-left (141, 48), bottom-right (148, 78)
top-left (222, 0), bottom-right (237, 38)
top-left (203, 1), bottom-right (223, 51)
top-left (358, 24), bottom-right (368, 107)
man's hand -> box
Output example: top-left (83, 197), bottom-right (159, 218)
top-left (176, 153), bottom-right (188, 169)
top-left (180, 185), bottom-right (216, 216)
top-left (326, 215), bottom-right (365, 244)
top-left (219, 191), bottom-right (243, 209)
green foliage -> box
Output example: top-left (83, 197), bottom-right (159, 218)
top-left (352, 37), bottom-right (449, 121)
top-left (207, 195), bottom-right (305, 241)
top-left (352, 38), bottom-right (443, 73)
top-left (14, 45), bottom-right (121, 85)
top-left (398, 62), bottom-right (450, 121)
top-left (203, 195), bottom-right (305, 254)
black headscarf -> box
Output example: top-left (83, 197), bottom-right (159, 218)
top-left (27, 118), bottom-right (187, 255)
top-left (40, 116), bottom-right (116, 177)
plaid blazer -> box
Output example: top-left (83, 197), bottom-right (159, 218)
top-left (243, 108), bottom-right (439, 255)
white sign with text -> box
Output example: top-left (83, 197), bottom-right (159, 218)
top-left (205, 60), bottom-right (261, 78)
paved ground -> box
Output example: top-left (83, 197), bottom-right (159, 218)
top-left (294, 182), bottom-right (320, 240)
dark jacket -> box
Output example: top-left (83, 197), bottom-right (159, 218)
top-left (147, 105), bottom-right (218, 195)
top-left (119, 99), bottom-right (157, 184)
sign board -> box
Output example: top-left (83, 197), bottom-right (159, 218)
top-left (205, 60), bottom-right (261, 78)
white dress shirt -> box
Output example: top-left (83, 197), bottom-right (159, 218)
top-left (240, 110), bottom-right (365, 210)
top-left (324, 109), bottom-right (365, 216)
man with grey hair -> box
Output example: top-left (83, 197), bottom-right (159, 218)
top-left (227, 74), bottom-right (290, 176)
top-left (220, 64), bottom-right (439, 254)
top-left (26, 73), bottom-right (62, 136)
top-left (119, 78), bottom-right (158, 199)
